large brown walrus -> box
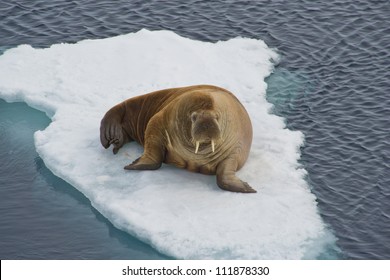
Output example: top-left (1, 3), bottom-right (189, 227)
top-left (100, 85), bottom-right (256, 193)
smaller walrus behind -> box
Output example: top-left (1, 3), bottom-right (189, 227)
top-left (100, 85), bottom-right (256, 193)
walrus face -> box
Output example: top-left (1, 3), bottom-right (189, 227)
top-left (190, 110), bottom-right (221, 154)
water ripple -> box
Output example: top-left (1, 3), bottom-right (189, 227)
top-left (1, 0), bottom-right (389, 259)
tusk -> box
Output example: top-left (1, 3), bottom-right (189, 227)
top-left (165, 130), bottom-right (172, 147)
top-left (211, 140), bottom-right (215, 153)
top-left (195, 141), bottom-right (200, 154)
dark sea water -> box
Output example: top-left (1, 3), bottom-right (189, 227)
top-left (0, 0), bottom-right (389, 259)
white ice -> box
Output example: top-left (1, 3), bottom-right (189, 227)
top-left (0, 29), bottom-right (333, 259)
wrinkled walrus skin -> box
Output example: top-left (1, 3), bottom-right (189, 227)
top-left (100, 85), bottom-right (255, 193)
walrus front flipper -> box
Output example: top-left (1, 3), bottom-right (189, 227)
top-left (124, 116), bottom-right (164, 171)
top-left (216, 157), bottom-right (256, 193)
top-left (124, 156), bottom-right (162, 170)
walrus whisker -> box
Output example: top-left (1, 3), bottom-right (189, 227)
top-left (195, 141), bottom-right (200, 154)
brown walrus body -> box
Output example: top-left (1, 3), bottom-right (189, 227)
top-left (100, 85), bottom-right (255, 193)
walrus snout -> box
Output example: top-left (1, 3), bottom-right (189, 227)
top-left (191, 110), bottom-right (221, 154)
top-left (191, 111), bottom-right (220, 137)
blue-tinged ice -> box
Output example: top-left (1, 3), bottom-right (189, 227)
top-left (0, 29), bottom-right (334, 259)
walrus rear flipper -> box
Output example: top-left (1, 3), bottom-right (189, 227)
top-left (100, 105), bottom-right (130, 154)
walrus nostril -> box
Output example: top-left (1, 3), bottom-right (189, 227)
top-left (196, 120), bottom-right (219, 133)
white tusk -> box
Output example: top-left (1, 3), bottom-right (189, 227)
top-left (165, 130), bottom-right (172, 147)
top-left (195, 141), bottom-right (200, 154)
top-left (211, 140), bottom-right (215, 153)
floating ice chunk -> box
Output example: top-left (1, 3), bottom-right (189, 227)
top-left (0, 29), bottom-right (333, 259)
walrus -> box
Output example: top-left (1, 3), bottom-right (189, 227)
top-left (100, 85), bottom-right (256, 193)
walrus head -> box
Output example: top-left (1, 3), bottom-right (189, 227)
top-left (190, 110), bottom-right (221, 154)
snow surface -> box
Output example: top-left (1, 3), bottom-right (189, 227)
top-left (0, 29), bottom-right (332, 259)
